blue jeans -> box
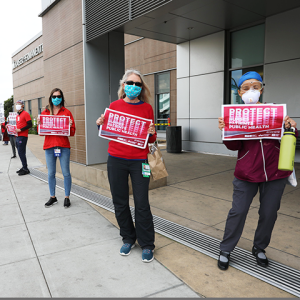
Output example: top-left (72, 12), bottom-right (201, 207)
top-left (45, 147), bottom-right (72, 197)
top-left (16, 136), bottom-right (28, 170)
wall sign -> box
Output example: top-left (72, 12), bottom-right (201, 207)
top-left (12, 43), bottom-right (43, 69)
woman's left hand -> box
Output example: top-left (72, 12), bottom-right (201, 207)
top-left (16, 128), bottom-right (21, 133)
top-left (284, 115), bottom-right (297, 129)
top-left (148, 123), bottom-right (155, 135)
top-left (70, 119), bottom-right (73, 127)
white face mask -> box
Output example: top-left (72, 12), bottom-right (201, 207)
top-left (16, 104), bottom-right (22, 111)
top-left (241, 89), bottom-right (260, 104)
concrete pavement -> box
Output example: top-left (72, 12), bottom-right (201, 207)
top-left (0, 143), bottom-right (200, 297)
top-left (3, 134), bottom-right (299, 297)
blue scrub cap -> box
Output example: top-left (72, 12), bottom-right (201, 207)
top-left (238, 71), bottom-right (263, 87)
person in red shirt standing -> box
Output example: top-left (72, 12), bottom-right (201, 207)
top-left (38, 88), bottom-right (76, 208)
top-left (15, 100), bottom-right (32, 175)
top-left (96, 69), bottom-right (157, 263)
top-left (1, 119), bottom-right (9, 145)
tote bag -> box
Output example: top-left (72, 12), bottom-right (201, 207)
top-left (147, 142), bottom-right (168, 181)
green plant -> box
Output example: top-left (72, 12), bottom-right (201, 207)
top-left (28, 124), bottom-right (38, 135)
top-left (4, 95), bottom-right (13, 118)
top-left (28, 114), bottom-right (38, 134)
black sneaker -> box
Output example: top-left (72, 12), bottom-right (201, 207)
top-left (16, 167), bottom-right (24, 173)
top-left (45, 197), bottom-right (58, 208)
top-left (64, 198), bottom-right (71, 208)
top-left (218, 250), bottom-right (230, 271)
top-left (252, 246), bottom-right (268, 267)
top-left (18, 169), bottom-right (30, 176)
top-left (11, 155), bottom-right (16, 158)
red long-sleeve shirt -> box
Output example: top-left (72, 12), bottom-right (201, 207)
top-left (38, 107), bottom-right (76, 150)
top-left (107, 99), bottom-right (157, 159)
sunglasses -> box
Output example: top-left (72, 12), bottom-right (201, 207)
top-left (125, 81), bottom-right (142, 87)
top-left (51, 95), bottom-right (62, 99)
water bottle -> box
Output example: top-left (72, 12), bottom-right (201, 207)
top-left (278, 127), bottom-right (296, 171)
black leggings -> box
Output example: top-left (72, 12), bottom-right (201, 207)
top-left (107, 156), bottom-right (155, 250)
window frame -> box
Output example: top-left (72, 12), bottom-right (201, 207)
top-left (38, 98), bottom-right (43, 115)
top-left (155, 71), bottom-right (171, 131)
top-left (28, 100), bottom-right (32, 116)
top-left (225, 22), bottom-right (265, 105)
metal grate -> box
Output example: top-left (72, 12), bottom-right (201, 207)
top-left (85, 0), bottom-right (129, 42)
top-left (131, 0), bottom-right (172, 19)
top-left (30, 167), bottom-right (300, 297)
top-left (85, 0), bottom-right (172, 42)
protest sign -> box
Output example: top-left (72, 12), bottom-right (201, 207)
top-left (38, 115), bottom-right (70, 136)
top-left (222, 104), bottom-right (286, 140)
top-left (99, 108), bottom-right (151, 149)
top-left (9, 112), bottom-right (18, 126)
top-left (7, 124), bottom-right (18, 136)
top-left (7, 112), bottom-right (18, 136)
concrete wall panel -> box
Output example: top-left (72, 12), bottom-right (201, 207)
top-left (176, 41), bottom-right (189, 79)
top-left (83, 31), bottom-right (125, 165)
top-left (177, 119), bottom-right (190, 141)
top-left (264, 59), bottom-right (300, 118)
top-left (265, 7), bottom-right (300, 64)
top-left (190, 31), bottom-right (224, 76)
top-left (190, 72), bottom-right (224, 119)
top-left (190, 119), bottom-right (222, 143)
top-left (177, 78), bottom-right (190, 118)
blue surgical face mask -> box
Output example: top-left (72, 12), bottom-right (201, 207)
top-left (124, 85), bottom-right (142, 100)
top-left (52, 97), bottom-right (62, 106)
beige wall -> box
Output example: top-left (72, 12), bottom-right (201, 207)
top-left (12, 35), bottom-right (44, 118)
top-left (42, 0), bottom-right (85, 164)
top-left (124, 35), bottom-right (177, 126)
top-left (12, 0), bottom-right (86, 165)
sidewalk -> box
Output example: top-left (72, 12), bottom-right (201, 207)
top-left (3, 135), bottom-right (299, 298)
top-left (0, 144), bottom-right (200, 297)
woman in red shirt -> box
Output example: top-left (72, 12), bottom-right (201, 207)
top-left (1, 120), bottom-right (9, 145)
top-left (96, 69), bottom-right (156, 263)
top-left (38, 88), bottom-right (76, 208)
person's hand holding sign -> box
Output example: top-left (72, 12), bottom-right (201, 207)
top-left (148, 123), bottom-right (155, 135)
top-left (218, 117), bottom-right (225, 131)
top-left (284, 115), bottom-right (297, 129)
top-left (96, 114), bottom-right (105, 126)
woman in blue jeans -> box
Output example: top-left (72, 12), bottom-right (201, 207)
top-left (38, 88), bottom-right (76, 208)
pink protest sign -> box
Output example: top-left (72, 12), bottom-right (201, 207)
top-left (99, 108), bottom-right (151, 149)
top-left (222, 104), bottom-right (286, 140)
top-left (38, 115), bottom-right (70, 136)
top-left (7, 124), bottom-right (18, 136)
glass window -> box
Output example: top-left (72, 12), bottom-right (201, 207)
top-left (28, 100), bottom-right (32, 116)
top-left (38, 98), bottom-right (42, 114)
top-left (230, 66), bottom-right (264, 104)
top-left (230, 24), bottom-right (265, 104)
top-left (156, 72), bottom-right (170, 131)
top-left (231, 24), bottom-right (265, 69)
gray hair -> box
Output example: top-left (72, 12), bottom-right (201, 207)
top-left (118, 69), bottom-right (151, 104)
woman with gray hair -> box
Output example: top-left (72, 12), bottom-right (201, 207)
top-left (96, 69), bottom-right (157, 262)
